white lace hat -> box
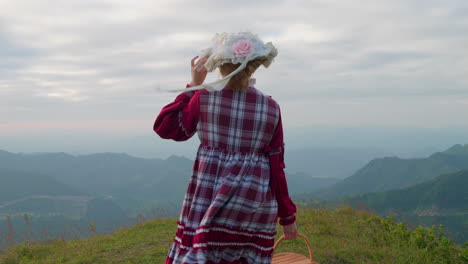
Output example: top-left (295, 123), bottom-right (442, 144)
top-left (178, 32), bottom-right (278, 92)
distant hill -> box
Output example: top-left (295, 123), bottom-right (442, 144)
top-left (0, 168), bottom-right (83, 203)
top-left (0, 168), bottom-right (92, 227)
top-left (0, 150), bottom-right (189, 197)
top-left (0, 168), bottom-right (131, 219)
top-left (0, 168), bottom-right (134, 249)
top-left (285, 147), bottom-right (392, 179)
top-left (0, 149), bottom-right (339, 216)
top-left (287, 172), bottom-right (340, 194)
top-left (344, 170), bottom-right (468, 243)
top-left (0, 207), bottom-right (464, 264)
top-left (0, 197), bottom-right (134, 245)
top-left (347, 170), bottom-right (468, 213)
top-left (0, 150), bottom-right (193, 215)
top-left (309, 144), bottom-right (468, 200)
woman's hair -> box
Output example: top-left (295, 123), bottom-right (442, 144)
top-left (219, 58), bottom-right (267, 91)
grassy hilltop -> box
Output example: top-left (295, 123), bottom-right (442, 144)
top-left (0, 206), bottom-right (466, 264)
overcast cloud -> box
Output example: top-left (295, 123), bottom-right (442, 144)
top-left (1, 0), bottom-right (467, 140)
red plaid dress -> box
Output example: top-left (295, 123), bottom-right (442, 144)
top-left (154, 84), bottom-right (297, 264)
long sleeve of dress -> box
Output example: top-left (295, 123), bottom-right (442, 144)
top-left (153, 85), bottom-right (200, 141)
top-left (268, 109), bottom-right (297, 225)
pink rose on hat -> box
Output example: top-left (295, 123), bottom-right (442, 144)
top-left (232, 39), bottom-right (253, 58)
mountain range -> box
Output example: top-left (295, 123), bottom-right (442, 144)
top-left (0, 149), bottom-right (340, 216)
top-left (306, 144), bottom-right (468, 200)
top-left (0, 168), bottom-right (83, 203)
top-left (347, 169), bottom-right (468, 214)
top-left (1, 144), bottom-right (466, 246)
top-left (343, 169), bottom-right (468, 243)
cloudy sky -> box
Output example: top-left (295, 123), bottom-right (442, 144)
top-left (1, 0), bottom-right (467, 156)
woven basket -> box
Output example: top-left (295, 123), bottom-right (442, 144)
top-left (271, 233), bottom-right (319, 264)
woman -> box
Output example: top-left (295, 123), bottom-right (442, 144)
top-left (154, 32), bottom-right (297, 264)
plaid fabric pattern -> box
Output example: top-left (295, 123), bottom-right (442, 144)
top-left (198, 88), bottom-right (279, 153)
top-left (166, 87), bottom-right (281, 264)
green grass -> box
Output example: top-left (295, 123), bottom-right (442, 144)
top-left (0, 206), bottom-right (466, 264)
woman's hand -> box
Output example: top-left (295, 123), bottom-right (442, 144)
top-left (282, 221), bottom-right (298, 240)
top-left (190, 56), bottom-right (208, 87)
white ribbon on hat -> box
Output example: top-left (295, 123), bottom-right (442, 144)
top-left (166, 52), bottom-right (255, 93)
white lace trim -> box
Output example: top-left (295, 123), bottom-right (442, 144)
top-left (196, 227), bottom-right (275, 240)
top-left (193, 242), bottom-right (273, 251)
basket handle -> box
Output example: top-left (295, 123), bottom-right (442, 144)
top-left (273, 233), bottom-right (314, 261)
